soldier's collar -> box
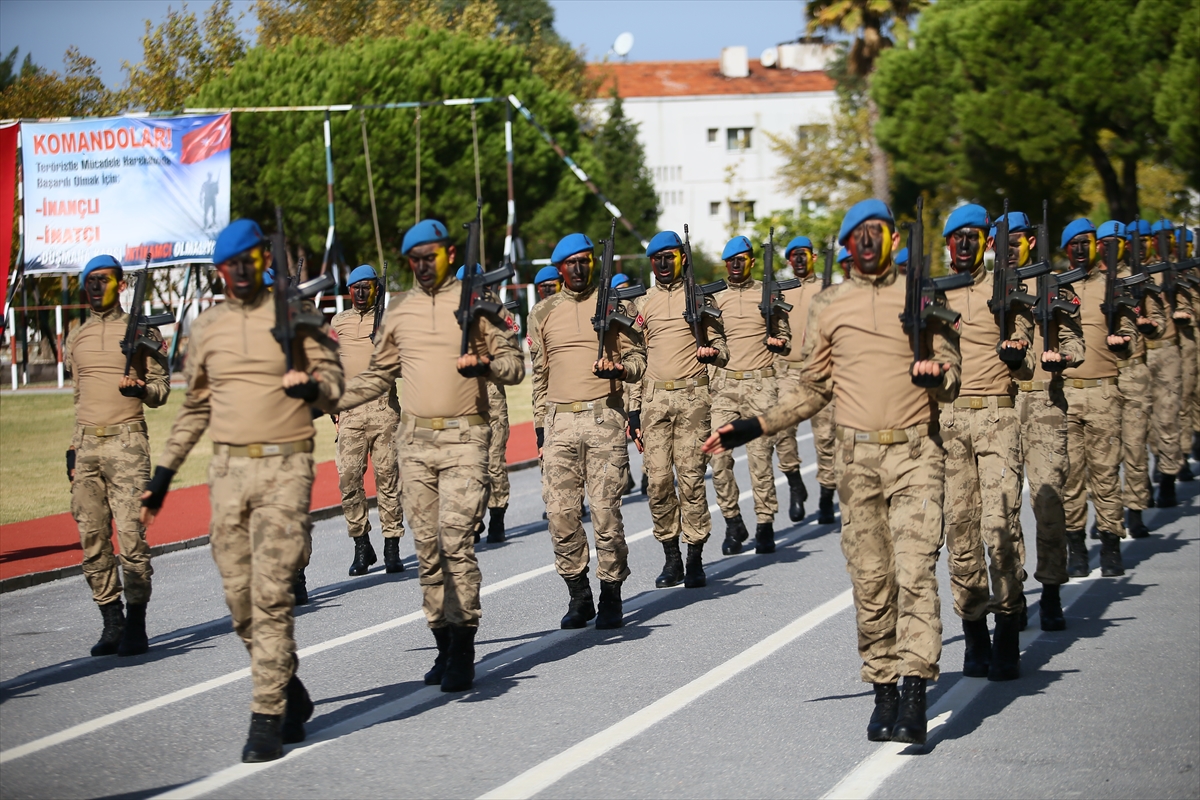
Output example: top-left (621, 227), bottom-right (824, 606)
top-left (561, 283), bottom-right (596, 301)
top-left (849, 267), bottom-right (898, 287)
top-left (96, 305), bottom-right (125, 320)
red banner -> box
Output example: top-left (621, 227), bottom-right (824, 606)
top-left (180, 114), bottom-right (230, 165)
top-left (0, 123), bottom-right (18, 312)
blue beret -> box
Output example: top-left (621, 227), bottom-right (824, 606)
top-left (1095, 221), bottom-right (1125, 240)
top-left (837, 199), bottom-right (894, 245)
top-left (784, 236), bottom-right (813, 257)
top-left (1186, 229), bottom-right (1194, 243)
top-left (942, 204), bottom-right (990, 237)
top-left (1150, 219), bottom-right (1174, 233)
top-left (992, 211), bottom-right (1031, 234)
top-left (1060, 218), bottom-right (1096, 249)
top-left (213, 219), bottom-right (266, 264)
top-left (81, 254), bottom-right (123, 283)
top-left (551, 233), bottom-right (594, 265)
top-left (455, 264), bottom-right (482, 280)
top-left (722, 236), bottom-right (752, 260)
top-left (894, 247), bottom-right (909, 266)
top-left (646, 230), bottom-right (683, 256)
top-left (837, 247), bottom-right (850, 263)
top-left (347, 264), bottom-right (377, 285)
top-left (534, 266), bottom-right (560, 285)
top-left (1123, 219), bottom-right (1152, 239)
top-left (401, 219), bottom-right (450, 255)
top-left (263, 267), bottom-right (275, 286)
top-left (611, 273), bottom-right (630, 288)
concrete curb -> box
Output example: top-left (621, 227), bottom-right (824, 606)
top-left (0, 457), bottom-right (541, 595)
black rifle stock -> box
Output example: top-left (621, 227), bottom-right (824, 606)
top-left (371, 260), bottom-right (386, 343)
top-left (270, 206), bottom-right (333, 372)
top-left (821, 239), bottom-right (834, 289)
top-left (592, 218), bottom-right (645, 365)
top-left (681, 224), bottom-right (725, 363)
top-left (901, 197), bottom-right (970, 387)
top-left (119, 257), bottom-right (176, 396)
top-left (1031, 200), bottom-right (1088, 371)
top-left (455, 204), bottom-right (516, 375)
top-left (987, 200), bottom-right (1046, 365)
top-left (758, 227), bottom-right (792, 352)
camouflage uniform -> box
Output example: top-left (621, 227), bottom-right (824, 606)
top-left (1177, 309), bottom-right (1196, 463)
top-left (1144, 287), bottom-right (1184, 476)
top-left (1115, 269), bottom-right (1152, 513)
top-left (776, 274), bottom-right (837, 489)
top-left (486, 382), bottom-right (511, 509)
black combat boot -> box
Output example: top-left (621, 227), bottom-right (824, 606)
top-left (755, 522), bottom-right (776, 555)
top-left (640, 472), bottom-right (649, 495)
top-left (784, 470), bottom-right (807, 522)
top-left (1179, 460), bottom-right (1195, 482)
top-left (1146, 476), bottom-right (1156, 508)
top-left (1040, 583), bottom-right (1066, 631)
top-left (721, 514), bottom-right (748, 555)
top-left (1017, 594), bottom-right (1028, 632)
top-left (90, 601), bottom-right (125, 657)
top-left (348, 535), bottom-right (377, 576)
top-left (1157, 472), bottom-right (1178, 508)
top-left (242, 713), bottom-right (284, 763)
top-left (988, 612), bottom-right (1021, 681)
top-left (684, 543), bottom-right (707, 588)
top-left (1098, 531), bottom-right (1125, 577)
top-left (595, 580), bottom-right (624, 629)
top-left (440, 625), bottom-right (477, 692)
top-left (655, 539), bottom-right (685, 588)
top-left (560, 574), bottom-right (596, 629)
top-left (424, 626), bottom-right (452, 685)
top-left (1089, 524), bottom-right (1100, 541)
top-left (961, 617), bottom-right (991, 678)
top-left (622, 471), bottom-right (636, 495)
top-left (1066, 529), bottom-right (1089, 578)
top-left (383, 537), bottom-right (405, 573)
top-left (890, 677), bottom-right (927, 745)
top-left (867, 682), bottom-right (900, 742)
top-left (486, 506), bottom-right (507, 544)
top-left (117, 603), bottom-right (149, 657)
top-left (292, 569), bottom-right (309, 606)
top-left (1192, 431), bottom-right (1200, 462)
top-left (282, 674), bottom-right (314, 744)
top-left (1126, 509), bottom-right (1150, 538)
top-left (818, 485), bottom-right (836, 525)
top-left (472, 520), bottom-right (484, 543)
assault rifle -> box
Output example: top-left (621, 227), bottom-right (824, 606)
top-left (370, 260), bottom-right (386, 342)
top-left (821, 238), bottom-right (834, 289)
top-left (1174, 223), bottom-right (1199, 288)
top-left (682, 224), bottom-right (726, 363)
top-left (1031, 201), bottom-right (1086, 370)
top-left (271, 206), bottom-right (335, 374)
top-left (456, 203), bottom-right (515, 375)
top-left (1099, 223), bottom-right (1146, 350)
top-left (900, 197), bottom-right (972, 387)
top-left (1144, 224), bottom-right (1179, 314)
top-left (987, 201), bottom-right (1049, 365)
top-left (592, 218), bottom-right (645, 366)
top-left (758, 227), bottom-right (793, 352)
top-left (119, 257), bottom-right (176, 396)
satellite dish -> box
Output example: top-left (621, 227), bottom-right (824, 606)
top-left (760, 47), bottom-right (778, 68)
top-left (613, 32), bottom-right (634, 57)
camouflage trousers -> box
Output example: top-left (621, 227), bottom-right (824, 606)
top-left (1179, 326), bottom-right (1197, 454)
top-left (336, 397), bottom-right (403, 539)
top-left (1119, 360), bottom-right (1152, 511)
top-left (487, 382), bottom-right (511, 509)
top-left (1146, 342), bottom-right (1184, 475)
top-left (711, 369), bottom-right (779, 523)
top-left (208, 449), bottom-right (314, 716)
top-left (642, 381), bottom-right (713, 545)
top-left (71, 428), bottom-right (153, 606)
top-left (1063, 382), bottom-right (1125, 535)
top-left (1015, 387), bottom-right (1069, 586)
top-left (775, 361), bottom-right (837, 487)
top-left (941, 400), bottom-right (1025, 620)
top-left (542, 402), bottom-right (631, 583)
top-left (835, 429), bottom-right (944, 683)
top-left (399, 418), bottom-right (489, 628)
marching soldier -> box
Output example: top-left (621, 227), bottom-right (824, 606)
top-left (338, 219), bottom-right (524, 693)
top-left (711, 236), bottom-right (790, 555)
top-left (628, 231), bottom-right (729, 589)
top-left (940, 205), bottom-right (1037, 681)
top-left (705, 199), bottom-right (961, 745)
top-left (1155, 221), bottom-right (1197, 483)
top-left (141, 219), bottom-right (344, 761)
top-left (1060, 218), bottom-right (1137, 577)
top-left (533, 265), bottom-right (563, 301)
top-left (528, 233), bottom-right (646, 629)
top-left (66, 254), bottom-right (170, 658)
top-left (331, 265), bottom-right (405, 575)
top-left (613, 272), bottom-right (649, 496)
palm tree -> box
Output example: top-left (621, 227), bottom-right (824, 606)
top-left (806, 0), bottom-right (929, 204)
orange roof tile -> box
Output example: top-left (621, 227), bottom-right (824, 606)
top-left (588, 60), bottom-right (835, 98)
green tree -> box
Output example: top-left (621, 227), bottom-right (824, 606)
top-left (584, 95), bottom-right (658, 255)
top-left (0, 47), bottom-right (117, 119)
top-left (1154, 20), bottom-right (1200, 189)
top-left (0, 47), bottom-right (39, 93)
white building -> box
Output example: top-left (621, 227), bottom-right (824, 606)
top-left (588, 43), bottom-right (839, 258)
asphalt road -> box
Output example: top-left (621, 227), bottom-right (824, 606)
top-left (1, 425), bottom-right (1197, 800)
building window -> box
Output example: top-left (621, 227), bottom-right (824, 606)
top-left (729, 200), bottom-right (755, 225)
top-left (709, 201), bottom-right (721, 216)
top-left (727, 128), bottom-right (752, 151)
top-left (707, 128), bottom-right (718, 144)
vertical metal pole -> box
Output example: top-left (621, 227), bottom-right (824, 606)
top-left (8, 306), bottom-right (17, 390)
top-left (471, 105), bottom-right (486, 269)
top-left (323, 111), bottom-right (343, 313)
top-left (360, 111), bottom-right (385, 271)
top-left (504, 102), bottom-right (516, 267)
top-left (167, 264), bottom-right (193, 374)
top-left (19, 282), bottom-right (27, 385)
top-left (414, 108), bottom-right (421, 223)
top-left (55, 304), bottom-right (63, 387)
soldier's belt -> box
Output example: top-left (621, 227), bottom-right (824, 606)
top-left (837, 424), bottom-right (930, 445)
top-left (1065, 377), bottom-right (1119, 389)
top-left (554, 396), bottom-right (619, 414)
top-left (1017, 380), bottom-right (1048, 393)
top-left (653, 376), bottom-right (709, 391)
top-left (1145, 337), bottom-right (1176, 350)
top-left (943, 396), bottom-right (1015, 410)
top-left (81, 420), bottom-right (147, 437)
top-left (718, 367), bottom-right (775, 380)
top-left (1117, 354), bottom-right (1146, 369)
top-left (403, 412), bottom-right (486, 430)
top-left (213, 438), bottom-right (314, 458)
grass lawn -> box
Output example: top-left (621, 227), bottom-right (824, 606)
top-left (0, 374), bottom-right (532, 525)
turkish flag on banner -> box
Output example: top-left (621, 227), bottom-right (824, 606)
top-left (180, 114), bottom-right (231, 165)
top-left (0, 123), bottom-right (18, 312)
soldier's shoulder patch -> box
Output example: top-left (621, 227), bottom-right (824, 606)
top-left (1071, 296), bottom-right (1081, 305)
top-left (329, 328), bottom-right (340, 342)
top-left (635, 313), bottom-right (644, 327)
top-left (525, 334), bottom-right (533, 348)
top-left (160, 339), bottom-right (168, 353)
top-left (506, 316), bottom-right (517, 331)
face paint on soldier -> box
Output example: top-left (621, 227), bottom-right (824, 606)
top-left (560, 252), bottom-right (594, 292)
top-left (847, 220), bottom-right (894, 274)
top-left (535, 279), bottom-right (562, 300)
top-left (84, 269), bottom-right (123, 312)
top-left (408, 242), bottom-right (455, 290)
top-left (1067, 233), bottom-right (1097, 270)
top-left (1009, 232), bottom-right (1031, 267)
top-left (350, 280), bottom-right (377, 311)
top-left (1097, 236), bottom-right (1125, 263)
top-left (650, 248), bottom-right (683, 284)
top-left (724, 253), bottom-right (753, 284)
top-left (219, 246), bottom-right (269, 301)
top-left (788, 248), bottom-right (811, 278)
top-left (947, 228), bottom-right (985, 272)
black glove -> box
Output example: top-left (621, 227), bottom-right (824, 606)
top-left (536, 427), bottom-right (545, 450)
top-left (997, 343), bottom-right (1027, 367)
top-left (719, 417), bottom-right (763, 450)
top-left (142, 466), bottom-right (176, 511)
top-left (627, 410), bottom-right (642, 436)
top-left (284, 377), bottom-right (320, 402)
top-left (594, 361), bottom-right (624, 379)
top-left (66, 449), bottom-right (76, 480)
top-left (457, 361), bottom-right (492, 378)
top-left (119, 382), bottom-right (148, 398)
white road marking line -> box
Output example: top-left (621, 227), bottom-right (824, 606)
top-left (152, 469), bottom-right (828, 799)
top-left (821, 573), bottom-right (1102, 800)
top-left (477, 589), bottom-right (855, 800)
top-left (0, 467), bottom-right (813, 764)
